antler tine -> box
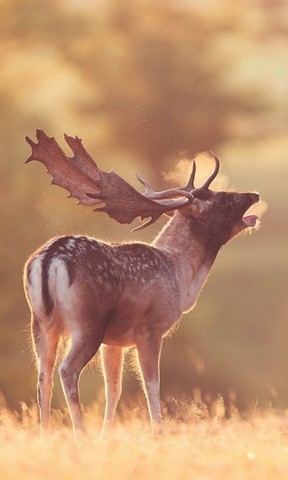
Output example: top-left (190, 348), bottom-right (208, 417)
top-left (200, 152), bottom-right (220, 190)
top-left (183, 160), bottom-right (196, 191)
top-left (136, 174), bottom-right (194, 201)
top-left (136, 175), bottom-right (154, 196)
top-left (136, 160), bottom-right (196, 200)
top-left (132, 216), bottom-right (159, 232)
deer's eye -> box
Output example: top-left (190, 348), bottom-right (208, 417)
top-left (219, 197), bottom-right (228, 207)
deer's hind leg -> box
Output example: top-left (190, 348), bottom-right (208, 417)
top-left (31, 315), bottom-right (59, 435)
top-left (58, 327), bottom-right (105, 435)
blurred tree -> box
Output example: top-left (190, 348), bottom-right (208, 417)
top-left (60, 0), bottom-right (265, 180)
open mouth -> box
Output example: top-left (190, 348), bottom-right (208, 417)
top-left (242, 214), bottom-right (258, 227)
top-left (242, 195), bottom-right (267, 228)
top-left (242, 194), bottom-right (260, 227)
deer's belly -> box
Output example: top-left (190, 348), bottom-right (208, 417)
top-left (102, 301), bottom-right (181, 347)
top-left (102, 318), bottom-right (137, 347)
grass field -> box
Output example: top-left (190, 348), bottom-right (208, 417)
top-left (1, 399), bottom-right (288, 480)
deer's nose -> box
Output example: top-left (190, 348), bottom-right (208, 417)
top-left (251, 193), bottom-right (260, 203)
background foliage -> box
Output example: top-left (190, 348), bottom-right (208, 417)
top-left (0, 0), bottom-right (287, 415)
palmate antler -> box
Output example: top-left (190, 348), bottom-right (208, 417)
top-left (25, 130), bottom-right (197, 230)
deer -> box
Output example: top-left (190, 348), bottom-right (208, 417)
top-left (23, 130), bottom-right (260, 437)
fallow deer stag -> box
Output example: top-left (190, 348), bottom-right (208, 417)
top-left (23, 130), bottom-right (260, 437)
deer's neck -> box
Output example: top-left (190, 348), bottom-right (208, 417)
top-left (153, 212), bottom-right (220, 312)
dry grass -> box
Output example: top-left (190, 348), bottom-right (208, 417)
top-left (1, 398), bottom-right (288, 480)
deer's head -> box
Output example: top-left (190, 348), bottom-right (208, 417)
top-left (25, 131), bottom-right (260, 242)
top-left (175, 158), bottom-right (260, 250)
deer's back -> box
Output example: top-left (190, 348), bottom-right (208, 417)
top-left (24, 235), bottom-right (182, 346)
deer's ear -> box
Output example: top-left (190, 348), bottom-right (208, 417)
top-left (180, 198), bottom-right (206, 218)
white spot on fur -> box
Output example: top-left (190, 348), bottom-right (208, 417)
top-left (66, 239), bottom-right (76, 250)
top-left (104, 283), bottom-right (112, 292)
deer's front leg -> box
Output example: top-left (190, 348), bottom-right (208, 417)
top-left (101, 345), bottom-right (124, 436)
top-left (136, 334), bottom-right (163, 436)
